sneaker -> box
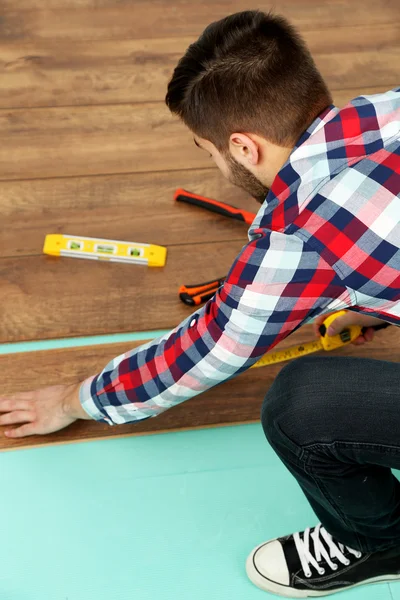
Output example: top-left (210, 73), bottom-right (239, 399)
top-left (246, 523), bottom-right (400, 598)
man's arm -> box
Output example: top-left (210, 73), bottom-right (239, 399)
top-left (0, 228), bottom-right (351, 437)
top-left (77, 228), bottom-right (350, 426)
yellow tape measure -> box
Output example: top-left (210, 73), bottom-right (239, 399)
top-left (251, 310), bottom-right (362, 369)
top-left (43, 234), bottom-right (167, 267)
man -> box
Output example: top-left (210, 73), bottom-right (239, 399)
top-left (0, 10), bottom-right (399, 598)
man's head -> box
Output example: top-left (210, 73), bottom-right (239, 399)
top-left (166, 10), bottom-right (332, 204)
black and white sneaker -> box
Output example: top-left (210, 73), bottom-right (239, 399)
top-left (246, 523), bottom-right (400, 597)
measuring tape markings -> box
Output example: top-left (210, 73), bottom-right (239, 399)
top-left (251, 339), bottom-right (324, 368)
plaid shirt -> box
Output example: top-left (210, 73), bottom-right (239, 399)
top-left (80, 87), bottom-right (400, 425)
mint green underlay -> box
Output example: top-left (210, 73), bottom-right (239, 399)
top-left (0, 329), bottom-right (169, 354)
top-left (0, 328), bottom-right (396, 600)
top-left (0, 316), bottom-right (316, 354)
top-left (1, 424), bottom-right (396, 600)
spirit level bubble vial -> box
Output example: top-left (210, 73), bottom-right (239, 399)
top-left (43, 234), bottom-right (167, 267)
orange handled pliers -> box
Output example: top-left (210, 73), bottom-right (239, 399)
top-left (175, 189), bottom-right (256, 306)
top-left (174, 188), bottom-right (256, 225)
top-left (179, 277), bottom-right (227, 306)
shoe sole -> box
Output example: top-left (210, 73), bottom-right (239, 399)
top-left (246, 542), bottom-right (400, 598)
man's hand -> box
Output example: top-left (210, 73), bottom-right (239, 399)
top-left (313, 311), bottom-right (388, 346)
top-left (0, 382), bottom-right (92, 439)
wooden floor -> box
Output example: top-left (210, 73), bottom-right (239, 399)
top-left (0, 0), bottom-right (399, 450)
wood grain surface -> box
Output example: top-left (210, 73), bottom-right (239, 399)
top-left (0, 0), bottom-right (399, 451)
top-left (0, 102), bottom-right (202, 181)
top-left (0, 239), bottom-right (244, 342)
top-left (1, 323), bottom-right (399, 451)
top-left (0, 25), bottom-right (398, 109)
top-left (0, 169), bottom-right (255, 256)
top-left (1, 1), bottom-right (399, 42)
top-left (0, 86), bottom-right (392, 182)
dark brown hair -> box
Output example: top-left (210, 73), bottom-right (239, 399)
top-left (166, 10), bottom-right (332, 151)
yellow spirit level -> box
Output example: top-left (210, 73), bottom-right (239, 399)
top-left (43, 234), bottom-right (167, 267)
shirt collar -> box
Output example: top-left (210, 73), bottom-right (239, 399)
top-left (249, 104), bottom-right (340, 235)
top-left (293, 104), bottom-right (339, 150)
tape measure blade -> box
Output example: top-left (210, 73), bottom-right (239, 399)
top-left (251, 339), bottom-right (323, 369)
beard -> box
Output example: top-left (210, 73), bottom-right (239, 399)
top-left (224, 152), bottom-right (270, 205)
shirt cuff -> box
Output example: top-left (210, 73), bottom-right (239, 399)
top-left (79, 375), bottom-right (113, 425)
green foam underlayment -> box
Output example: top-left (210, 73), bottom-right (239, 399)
top-left (0, 317), bottom-right (317, 355)
top-left (1, 324), bottom-right (395, 600)
top-left (1, 423), bottom-right (396, 600)
top-left (0, 329), bottom-right (170, 354)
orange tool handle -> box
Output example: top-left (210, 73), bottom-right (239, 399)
top-left (179, 277), bottom-right (226, 306)
top-left (174, 189), bottom-right (256, 225)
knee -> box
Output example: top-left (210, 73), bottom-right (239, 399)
top-left (260, 356), bottom-right (322, 447)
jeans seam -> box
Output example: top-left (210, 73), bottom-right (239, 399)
top-left (273, 425), bottom-right (355, 536)
top-left (274, 422), bottom-right (307, 463)
top-left (300, 446), bottom-right (365, 549)
top-left (303, 440), bottom-right (400, 455)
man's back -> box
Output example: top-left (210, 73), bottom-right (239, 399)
top-left (250, 87), bottom-right (400, 324)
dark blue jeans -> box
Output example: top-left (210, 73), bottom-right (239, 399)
top-left (261, 355), bottom-right (400, 553)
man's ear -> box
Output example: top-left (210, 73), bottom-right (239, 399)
top-left (229, 133), bottom-right (260, 166)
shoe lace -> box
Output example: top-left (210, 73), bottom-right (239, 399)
top-left (294, 523), bottom-right (362, 578)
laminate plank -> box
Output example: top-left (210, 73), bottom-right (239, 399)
top-left (0, 323), bottom-right (398, 451)
top-left (0, 239), bottom-right (243, 343)
top-left (1, 1), bottom-right (399, 42)
top-left (0, 102), bottom-right (206, 180)
top-left (0, 25), bottom-right (398, 108)
top-left (0, 168), bottom-right (255, 257)
top-left (0, 86), bottom-right (391, 181)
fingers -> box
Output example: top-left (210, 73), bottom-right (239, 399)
top-left (352, 330), bottom-right (375, 346)
top-left (0, 391), bottom-right (34, 413)
top-left (0, 391), bottom-right (34, 403)
top-left (352, 337), bottom-right (366, 346)
top-left (0, 411), bottom-right (35, 426)
top-left (363, 328), bottom-right (375, 342)
top-left (313, 314), bottom-right (327, 336)
top-left (0, 394), bottom-right (37, 438)
top-left (4, 423), bottom-right (38, 438)
top-left (0, 399), bottom-right (32, 413)
top-left (314, 314), bottom-right (328, 325)
top-left (326, 313), bottom-right (354, 336)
